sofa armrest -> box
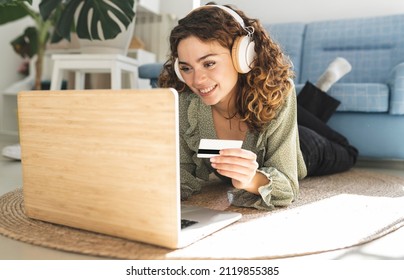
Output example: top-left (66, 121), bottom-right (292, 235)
top-left (139, 63), bottom-right (164, 88)
top-left (388, 62), bottom-right (404, 115)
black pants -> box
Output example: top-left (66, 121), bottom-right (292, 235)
top-left (297, 82), bottom-right (358, 176)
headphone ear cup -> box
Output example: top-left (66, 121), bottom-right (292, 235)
top-left (174, 58), bottom-right (185, 82)
top-left (231, 36), bottom-right (256, 73)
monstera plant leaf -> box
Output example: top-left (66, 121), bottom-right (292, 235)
top-left (0, 0), bottom-right (33, 24)
top-left (39, 0), bottom-right (136, 43)
top-left (11, 26), bottom-right (39, 58)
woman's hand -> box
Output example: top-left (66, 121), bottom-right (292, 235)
top-left (210, 148), bottom-right (268, 194)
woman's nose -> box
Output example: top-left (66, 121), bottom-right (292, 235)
top-left (193, 68), bottom-right (207, 85)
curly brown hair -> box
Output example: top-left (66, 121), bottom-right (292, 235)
top-left (158, 4), bottom-right (294, 132)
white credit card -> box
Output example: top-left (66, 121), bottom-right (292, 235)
top-left (197, 139), bottom-right (243, 158)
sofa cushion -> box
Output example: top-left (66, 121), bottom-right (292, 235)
top-left (263, 22), bottom-right (305, 82)
top-left (295, 83), bottom-right (389, 112)
top-left (300, 14), bottom-right (404, 85)
top-left (327, 83), bottom-right (389, 112)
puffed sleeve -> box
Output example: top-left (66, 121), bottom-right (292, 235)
top-left (228, 85), bottom-right (307, 210)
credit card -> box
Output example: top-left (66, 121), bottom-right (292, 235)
top-left (197, 139), bottom-right (243, 158)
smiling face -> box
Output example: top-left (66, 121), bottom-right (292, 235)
top-left (177, 36), bottom-right (239, 109)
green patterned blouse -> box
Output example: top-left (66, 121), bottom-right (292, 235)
top-left (179, 85), bottom-right (307, 210)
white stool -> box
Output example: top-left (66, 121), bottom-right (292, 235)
top-left (50, 54), bottom-right (139, 90)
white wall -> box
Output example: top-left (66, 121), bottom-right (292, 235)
top-left (200, 0), bottom-right (404, 23)
top-left (0, 17), bottom-right (34, 91)
top-left (160, 0), bottom-right (199, 18)
top-left (0, 0), bottom-right (38, 92)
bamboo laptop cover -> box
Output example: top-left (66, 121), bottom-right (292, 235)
top-left (17, 88), bottom-right (241, 249)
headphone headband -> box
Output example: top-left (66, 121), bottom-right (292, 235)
top-left (210, 5), bottom-right (246, 29)
top-left (197, 5), bottom-right (254, 36)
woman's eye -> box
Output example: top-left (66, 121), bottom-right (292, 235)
top-left (180, 66), bottom-right (191, 73)
top-left (204, 61), bottom-right (216, 68)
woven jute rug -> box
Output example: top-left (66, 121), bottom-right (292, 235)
top-left (0, 169), bottom-right (403, 259)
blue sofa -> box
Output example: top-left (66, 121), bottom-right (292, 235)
top-left (139, 14), bottom-right (404, 160)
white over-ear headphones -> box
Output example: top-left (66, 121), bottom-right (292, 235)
top-left (174, 5), bottom-right (256, 82)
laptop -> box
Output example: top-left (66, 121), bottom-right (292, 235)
top-left (17, 88), bottom-right (241, 249)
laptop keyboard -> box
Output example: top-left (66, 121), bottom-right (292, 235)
top-left (181, 219), bottom-right (198, 229)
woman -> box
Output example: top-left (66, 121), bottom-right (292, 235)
top-left (158, 4), bottom-right (358, 210)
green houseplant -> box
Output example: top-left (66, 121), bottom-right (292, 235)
top-left (0, 0), bottom-right (136, 89)
top-left (0, 0), bottom-right (56, 90)
top-left (40, 0), bottom-right (136, 43)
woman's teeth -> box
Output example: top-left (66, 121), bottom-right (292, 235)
top-left (199, 85), bottom-right (216, 94)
